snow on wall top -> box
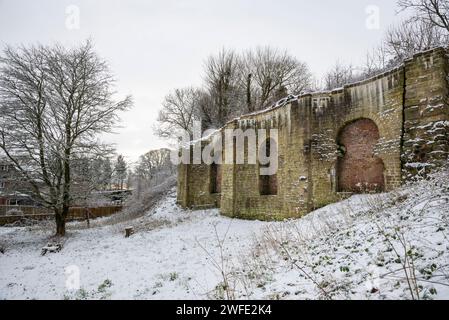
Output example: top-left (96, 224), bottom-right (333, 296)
top-left (233, 46), bottom-right (447, 122)
top-left (187, 46), bottom-right (447, 146)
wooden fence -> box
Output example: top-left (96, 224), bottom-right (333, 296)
top-left (0, 205), bottom-right (50, 216)
top-left (68, 206), bottom-right (123, 219)
top-left (0, 205), bottom-right (123, 226)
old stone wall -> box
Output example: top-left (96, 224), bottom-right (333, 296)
top-left (402, 48), bottom-right (449, 178)
top-left (177, 47), bottom-right (449, 220)
top-left (176, 142), bottom-right (222, 209)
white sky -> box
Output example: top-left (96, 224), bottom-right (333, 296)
top-left (0, 0), bottom-right (404, 163)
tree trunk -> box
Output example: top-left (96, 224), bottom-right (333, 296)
top-left (55, 211), bottom-right (66, 236)
top-left (246, 73), bottom-right (253, 112)
top-left (85, 208), bottom-right (91, 228)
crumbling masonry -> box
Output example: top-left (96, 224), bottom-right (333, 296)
top-left (177, 47), bottom-right (449, 220)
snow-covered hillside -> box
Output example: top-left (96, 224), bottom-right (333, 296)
top-left (0, 168), bottom-right (448, 300)
top-left (232, 169), bottom-right (449, 300)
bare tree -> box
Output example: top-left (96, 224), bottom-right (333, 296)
top-left (323, 61), bottom-right (355, 90)
top-left (360, 18), bottom-right (448, 79)
top-left (129, 148), bottom-right (175, 200)
top-left (114, 155), bottom-right (127, 190)
top-left (155, 87), bottom-right (202, 139)
top-left (155, 47), bottom-right (313, 137)
top-left (203, 48), bottom-right (244, 127)
top-left (243, 46), bottom-right (312, 111)
top-left (135, 148), bottom-right (173, 183)
top-left (398, 0), bottom-right (449, 33)
top-left (71, 155), bottom-right (111, 207)
top-left (195, 89), bottom-right (216, 130)
top-left (362, 45), bottom-right (391, 77)
top-left (384, 19), bottom-right (449, 60)
top-left (100, 157), bottom-right (113, 190)
top-left (0, 41), bottom-right (132, 236)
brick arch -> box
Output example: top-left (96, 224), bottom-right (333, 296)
top-left (336, 118), bottom-right (385, 193)
top-left (335, 112), bottom-right (387, 140)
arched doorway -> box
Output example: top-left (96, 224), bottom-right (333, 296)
top-left (337, 118), bottom-right (385, 193)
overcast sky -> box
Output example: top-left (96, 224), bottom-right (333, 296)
top-left (0, 0), bottom-right (404, 163)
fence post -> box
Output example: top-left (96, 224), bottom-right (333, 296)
top-left (85, 208), bottom-right (90, 228)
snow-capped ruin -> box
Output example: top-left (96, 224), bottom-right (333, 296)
top-left (177, 47), bottom-right (449, 221)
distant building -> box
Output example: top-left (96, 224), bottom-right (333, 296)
top-left (0, 159), bottom-right (38, 206)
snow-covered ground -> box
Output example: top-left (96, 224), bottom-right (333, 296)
top-left (0, 169), bottom-right (448, 300)
top-left (0, 192), bottom-right (267, 300)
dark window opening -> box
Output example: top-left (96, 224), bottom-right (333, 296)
top-left (259, 138), bottom-right (278, 196)
top-left (210, 164), bottom-right (222, 194)
top-left (259, 174), bottom-right (278, 196)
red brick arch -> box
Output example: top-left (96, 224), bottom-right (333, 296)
top-left (337, 118), bottom-right (385, 193)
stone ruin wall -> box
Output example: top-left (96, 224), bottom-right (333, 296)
top-left (177, 47), bottom-right (449, 221)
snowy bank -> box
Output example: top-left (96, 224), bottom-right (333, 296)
top-left (0, 168), bottom-right (448, 300)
